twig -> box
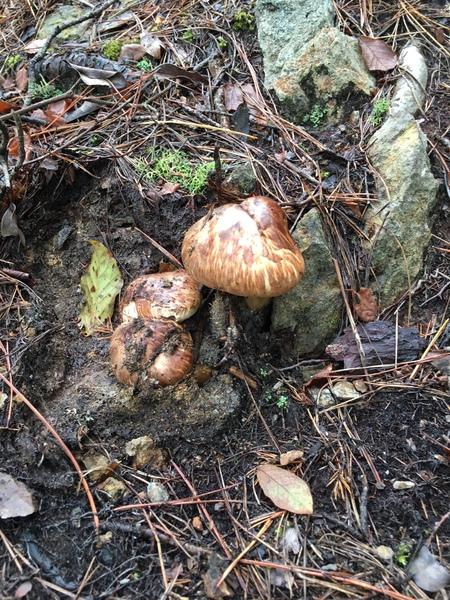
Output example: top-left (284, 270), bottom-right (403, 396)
top-left (0, 372), bottom-right (99, 530)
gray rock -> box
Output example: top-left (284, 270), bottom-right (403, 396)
top-left (270, 27), bottom-right (375, 122)
top-left (146, 481), bottom-right (169, 503)
top-left (365, 44), bottom-right (439, 307)
top-left (272, 209), bottom-right (343, 356)
top-left (223, 162), bottom-right (257, 195)
top-left (256, 0), bottom-right (335, 89)
top-left (38, 5), bottom-right (92, 40)
top-left (50, 367), bottom-right (242, 445)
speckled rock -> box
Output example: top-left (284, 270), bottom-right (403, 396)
top-left (270, 27), bottom-right (375, 123)
top-left (38, 5), bottom-right (92, 40)
top-left (365, 44), bottom-right (439, 307)
top-left (271, 209), bottom-right (343, 356)
top-left (256, 0), bottom-right (335, 89)
top-left (223, 162), bottom-right (257, 195)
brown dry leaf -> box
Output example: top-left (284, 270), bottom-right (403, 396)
top-left (120, 44), bottom-right (147, 61)
top-left (0, 472), bottom-right (34, 518)
top-left (354, 287), bottom-right (378, 322)
top-left (257, 464), bottom-right (313, 514)
top-left (140, 32), bottom-right (163, 59)
top-left (0, 100), bottom-right (16, 114)
top-left (70, 63), bottom-right (127, 88)
top-left (8, 132), bottom-right (33, 162)
top-left (16, 66), bottom-right (28, 92)
top-left (1, 204), bottom-right (25, 245)
top-left (223, 83), bottom-right (243, 111)
top-left (304, 363), bottom-right (334, 387)
top-left (242, 83), bottom-right (267, 126)
top-left (280, 450), bottom-right (304, 466)
top-left (359, 37), bottom-right (397, 72)
top-left (160, 181), bottom-right (180, 195)
top-left (154, 63), bottom-right (207, 85)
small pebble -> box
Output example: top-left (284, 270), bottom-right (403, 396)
top-left (375, 545), bottom-right (394, 562)
top-left (146, 481), bottom-right (169, 503)
top-left (393, 480), bottom-right (415, 490)
top-left (332, 381), bottom-right (360, 400)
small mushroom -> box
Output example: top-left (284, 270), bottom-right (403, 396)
top-left (110, 319), bottom-right (193, 386)
top-left (181, 196), bottom-right (304, 309)
top-left (120, 270), bottom-right (201, 323)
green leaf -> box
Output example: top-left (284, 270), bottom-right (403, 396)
top-left (257, 464), bottom-right (313, 515)
top-left (80, 241), bottom-right (123, 335)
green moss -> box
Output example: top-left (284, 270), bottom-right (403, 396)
top-left (182, 29), bottom-right (195, 43)
top-left (232, 10), bottom-right (255, 31)
top-left (102, 39), bottom-right (123, 61)
top-left (370, 98), bottom-right (389, 127)
top-left (394, 542), bottom-right (412, 567)
top-left (303, 104), bottom-right (327, 127)
top-left (217, 36), bottom-right (228, 50)
top-left (136, 58), bottom-right (153, 72)
top-left (135, 149), bottom-right (215, 194)
top-left (3, 54), bottom-right (22, 72)
top-left (29, 76), bottom-right (62, 100)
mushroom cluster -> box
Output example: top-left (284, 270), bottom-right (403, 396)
top-left (110, 270), bottom-right (201, 387)
top-left (110, 195), bottom-right (304, 387)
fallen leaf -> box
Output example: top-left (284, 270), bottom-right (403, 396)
top-left (120, 44), bottom-right (147, 61)
top-left (8, 132), bottom-right (33, 161)
top-left (408, 546), bottom-right (450, 592)
top-left (223, 83), bottom-right (243, 111)
top-left (354, 287), bottom-right (378, 322)
top-left (203, 553), bottom-right (233, 599)
top-left (140, 32), bottom-right (163, 59)
top-left (24, 38), bottom-right (47, 54)
top-left (257, 464), bottom-right (313, 515)
top-left (16, 66), bottom-right (28, 92)
top-left (0, 100), bottom-right (16, 114)
top-left (46, 99), bottom-right (69, 117)
top-left (279, 450), bottom-right (304, 466)
top-left (359, 37), bottom-right (398, 72)
top-left (160, 181), bottom-right (180, 195)
top-left (64, 100), bottom-right (101, 123)
top-left (98, 11), bottom-right (135, 33)
top-left (154, 63), bottom-right (207, 85)
top-left (304, 363), bottom-right (333, 387)
top-left (14, 581), bottom-right (33, 598)
top-left (1, 204), bottom-right (25, 245)
top-left (282, 527), bottom-right (300, 554)
top-left (0, 472), bottom-right (35, 518)
top-left (70, 63), bottom-right (127, 88)
top-left (79, 240), bottom-right (123, 335)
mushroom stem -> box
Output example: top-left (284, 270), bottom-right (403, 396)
top-left (245, 296), bottom-right (271, 311)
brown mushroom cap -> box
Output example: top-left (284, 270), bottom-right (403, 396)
top-left (181, 196), bottom-right (304, 298)
top-left (110, 319), bottom-right (193, 387)
top-left (120, 270), bottom-right (201, 323)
